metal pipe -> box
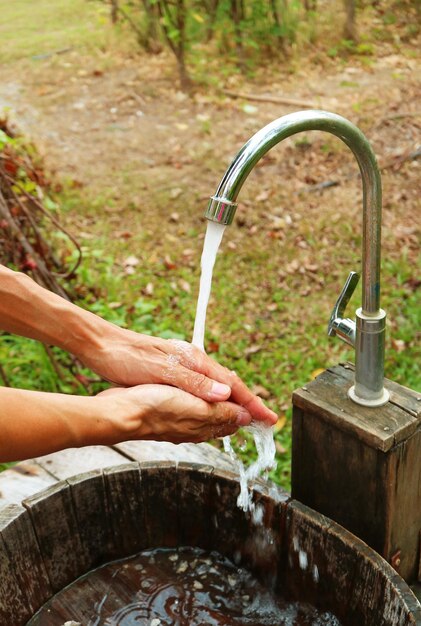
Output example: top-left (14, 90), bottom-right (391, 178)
top-left (205, 110), bottom-right (389, 407)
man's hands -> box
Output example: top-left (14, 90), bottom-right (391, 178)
top-left (0, 384), bottom-right (251, 462)
top-left (0, 265), bottom-right (278, 460)
top-left (99, 384), bottom-right (253, 444)
top-left (79, 330), bottom-right (277, 425)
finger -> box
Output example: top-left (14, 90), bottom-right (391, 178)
top-left (200, 360), bottom-right (277, 424)
top-left (209, 400), bottom-right (252, 428)
top-left (164, 364), bottom-right (232, 402)
top-left (170, 341), bottom-right (277, 424)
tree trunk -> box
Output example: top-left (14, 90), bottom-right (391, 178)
top-left (203, 0), bottom-right (221, 42)
top-left (177, 55), bottom-right (193, 92)
top-left (343, 0), bottom-right (357, 41)
top-left (230, 0), bottom-right (246, 71)
top-left (141, 0), bottom-right (163, 53)
top-left (304, 0), bottom-right (317, 11)
top-left (110, 0), bottom-right (119, 24)
top-left (156, 0), bottom-right (193, 92)
top-left (270, 0), bottom-right (288, 53)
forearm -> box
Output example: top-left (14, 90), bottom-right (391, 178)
top-left (0, 264), bottom-right (106, 357)
top-left (0, 387), bottom-right (115, 462)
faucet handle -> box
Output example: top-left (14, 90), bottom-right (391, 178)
top-left (328, 271), bottom-right (360, 347)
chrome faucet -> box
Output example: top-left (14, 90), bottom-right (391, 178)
top-left (205, 110), bottom-right (389, 407)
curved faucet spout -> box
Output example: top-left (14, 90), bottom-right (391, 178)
top-left (206, 110), bottom-right (381, 315)
top-left (205, 110), bottom-right (389, 408)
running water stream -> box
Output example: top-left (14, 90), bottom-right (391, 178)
top-left (192, 221), bottom-right (276, 513)
top-left (192, 222), bottom-right (226, 351)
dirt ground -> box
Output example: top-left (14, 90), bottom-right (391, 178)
top-left (1, 49), bottom-right (419, 237)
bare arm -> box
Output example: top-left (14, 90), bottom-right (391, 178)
top-left (0, 264), bottom-right (104, 354)
top-left (0, 265), bottom-right (277, 424)
top-left (0, 385), bottom-right (251, 463)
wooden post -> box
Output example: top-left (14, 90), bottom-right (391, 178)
top-left (291, 363), bottom-right (421, 583)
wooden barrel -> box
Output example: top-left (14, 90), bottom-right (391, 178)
top-left (0, 461), bottom-right (420, 625)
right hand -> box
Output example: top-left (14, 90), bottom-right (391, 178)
top-left (98, 384), bottom-right (253, 444)
top-left (81, 333), bottom-right (278, 425)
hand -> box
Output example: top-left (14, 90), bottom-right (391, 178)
top-left (98, 384), bottom-right (252, 444)
top-left (80, 328), bottom-right (277, 425)
top-left (0, 268), bottom-right (276, 426)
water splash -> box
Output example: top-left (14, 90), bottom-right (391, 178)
top-left (224, 423), bottom-right (277, 513)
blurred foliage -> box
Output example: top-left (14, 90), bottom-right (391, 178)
top-left (96, 0), bottom-right (421, 88)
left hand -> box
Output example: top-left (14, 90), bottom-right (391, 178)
top-left (78, 328), bottom-right (277, 425)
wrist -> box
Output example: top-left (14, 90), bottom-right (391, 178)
top-left (92, 392), bottom-right (147, 444)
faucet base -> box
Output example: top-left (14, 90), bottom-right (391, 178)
top-left (348, 385), bottom-right (390, 407)
top-left (292, 363), bottom-right (421, 582)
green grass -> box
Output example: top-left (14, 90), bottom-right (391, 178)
top-left (0, 0), bottom-right (108, 63)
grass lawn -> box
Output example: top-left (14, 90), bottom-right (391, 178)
top-left (0, 0), bottom-right (108, 63)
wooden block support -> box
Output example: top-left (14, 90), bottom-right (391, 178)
top-left (292, 363), bottom-right (421, 583)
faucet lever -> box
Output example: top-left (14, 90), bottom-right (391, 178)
top-left (328, 271), bottom-right (360, 347)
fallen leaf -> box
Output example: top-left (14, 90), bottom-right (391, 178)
top-left (179, 279), bottom-right (191, 293)
top-left (124, 255), bottom-right (140, 267)
top-left (251, 384), bottom-right (271, 400)
top-left (170, 188), bottom-right (183, 199)
top-left (164, 255), bottom-right (177, 270)
top-left (269, 216), bottom-right (286, 230)
top-left (256, 190), bottom-right (270, 202)
top-left (311, 368), bottom-right (325, 380)
top-left (21, 256), bottom-right (37, 271)
top-left (274, 415), bottom-right (287, 433)
top-left (75, 373), bottom-right (90, 385)
top-left (404, 278), bottom-right (421, 291)
top-left (108, 302), bottom-right (123, 309)
top-left (116, 230), bottom-right (132, 239)
top-left (170, 212), bottom-right (180, 221)
top-left (182, 248), bottom-right (194, 257)
top-left (245, 344), bottom-right (263, 357)
top-left (300, 287), bottom-right (311, 296)
top-left (143, 282), bottom-right (154, 296)
top-left (4, 159), bottom-right (18, 177)
top-left (275, 441), bottom-right (287, 455)
top-left (286, 259), bottom-right (300, 274)
top-left (392, 339), bottom-right (406, 353)
top-left (207, 341), bottom-right (219, 353)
